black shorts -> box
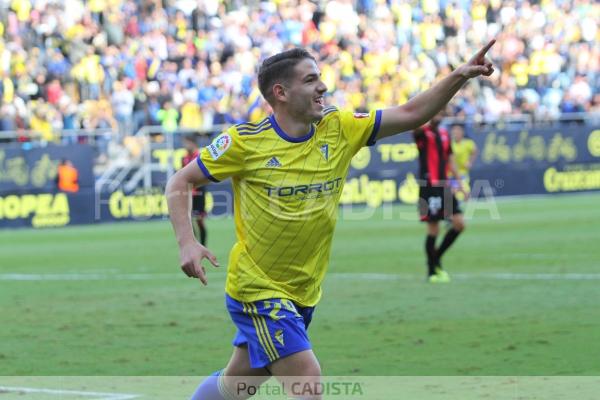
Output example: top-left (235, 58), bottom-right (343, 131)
top-left (192, 190), bottom-right (206, 216)
top-left (418, 185), bottom-right (461, 222)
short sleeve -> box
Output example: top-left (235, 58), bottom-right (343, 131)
top-left (197, 128), bottom-right (245, 182)
top-left (338, 109), bottom-right (382, 156)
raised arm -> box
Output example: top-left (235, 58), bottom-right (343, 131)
top-left (377, 40), bottom-right (496, 140)
top-left (165, 161), bottom-right (219, 285)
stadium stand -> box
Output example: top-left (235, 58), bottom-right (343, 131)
top-left (0, 0), bottom-right (598, 167)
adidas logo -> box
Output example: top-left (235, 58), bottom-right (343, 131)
top-left (266, 157), bottom-right (282, 167)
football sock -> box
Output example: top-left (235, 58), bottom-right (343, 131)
top-left (425, 235), bottom-right (437, 276)
top-left (197, 218), bottom-right (207, 245)
top-left (190, 369), bottom-right (233, 400)
top-left (437, 228), bottom-right (461, 262)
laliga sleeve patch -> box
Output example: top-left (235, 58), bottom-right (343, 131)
top-left (207, 133), bottom-right (232, 160)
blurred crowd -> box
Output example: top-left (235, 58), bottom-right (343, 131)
top-left (0, 0), bottom-right (598, 145)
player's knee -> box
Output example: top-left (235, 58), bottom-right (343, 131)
top-left (454, 220), bottom-right (465, 232)
top-left (272, 350), bottom-right (321, 377)
top-left (304, 361), bottom-right (321, 377)
top-left (427, 223), bottom-right (439, 236)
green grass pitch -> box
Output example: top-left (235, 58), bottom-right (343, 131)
top-left (1, 193), bottom-right (599, 378)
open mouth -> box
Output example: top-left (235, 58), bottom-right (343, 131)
top-left (314, 96), bottom-right (324, 107)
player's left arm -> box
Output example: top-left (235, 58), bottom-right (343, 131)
top-left (376, 40), bottom-right (496, 140)
top-left (448, 154), bottom-right (468, 198)
top-left (448, 154), bottom-right (460, 183)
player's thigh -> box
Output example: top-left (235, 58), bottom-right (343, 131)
top-left (427, 221), bottom-right (440, 236)
top-left (270, 349), bottom-right (322, 399)
top-left (222, 346), bottom-right (271, 399)
top-left (224, 345), bottom-right (271, 376)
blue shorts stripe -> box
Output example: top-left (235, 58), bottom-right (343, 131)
top-left (252, 304), bottom-right (280, 360)
top-left (251, 304), bottom-right (279, 361)
top-left (242, 303), bottom-right (269, 360)
top-left (244, 303), bottom-right (277, 361)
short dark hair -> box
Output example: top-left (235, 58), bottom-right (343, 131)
top-left (257, 48), bottom-right (316, 104)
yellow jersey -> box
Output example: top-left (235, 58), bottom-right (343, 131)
top-left (452, 138), bottom-right (476, 176)
top-left (198, 107), bottom-right (382, 307)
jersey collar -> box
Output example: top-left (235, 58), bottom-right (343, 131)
top-left (269, 115), bottom-right (315, 143)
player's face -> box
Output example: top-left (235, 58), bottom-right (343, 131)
top-left (286, 59), bottom-right (328, 122)
top-left (451, 125), bottom-right (464, 141)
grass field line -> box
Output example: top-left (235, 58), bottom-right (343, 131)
top-left (333, 272), bottom-right (600, 281)
top-left (0, 273), bottom-right (182, 281)
top-left (0, 386), bottom-right (139, 399)
top-left (2, 272), bottom-right (600, 281)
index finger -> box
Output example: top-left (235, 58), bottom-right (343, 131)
top-left (193, 260), bottom-right (208, 285)
top-left (477, 39), bottom-right (496, 56)
top-left (204, 251), bottom-right (220, 268)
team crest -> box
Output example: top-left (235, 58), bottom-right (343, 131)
top-left (320, 144), bottom-right (329, 161)
top-left (207, 133), bottom-right (232, 160)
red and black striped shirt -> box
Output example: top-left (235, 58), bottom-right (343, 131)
top-left (413, 124), bottom-right (452, 186)
top-left (182, 149), bottom-right (199, 168)
top-left (182, 149), bottom-right (204, 195)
